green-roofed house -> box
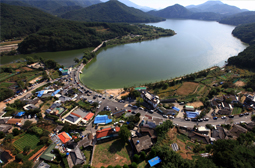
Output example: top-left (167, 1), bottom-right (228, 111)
top-left (135, 87), bottom-right (147, 91)
top-left (40, 144), bottom-right (56, 161)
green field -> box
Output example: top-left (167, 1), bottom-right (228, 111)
top-left (13, 134), bottom-right (40, 151)
top-left (232, 107), bottom-right (242, 115)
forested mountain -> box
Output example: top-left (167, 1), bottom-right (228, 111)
top-left (1, 0), bottom-right (101, 14)
top-left (61, 0), bottom-right (164, 23)
top-left (186, 1), bottom-right (247, 15)
top-left (147, 4), bottom-right (192, 19)
top-left (51, 5), bottom-right (83, 16)
top-left (219, 11), bottom-right (255, 25)
top-left (117, 0), bottom-right (154, 12)
top-left (147, 4), bottom-right (222, 21)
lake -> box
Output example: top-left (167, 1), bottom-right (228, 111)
top-left (80, 19), bottom-right (248, 89)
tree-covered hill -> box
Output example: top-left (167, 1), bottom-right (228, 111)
top-left (227, 23), bottom-right (255, 70)
top-left (61, 0), bottom-right (165, 23)
top-left (51, 5), bottom-right (83, 16)
top-left (219, 11), bottom-right (255, 26)
top-left (232, 23), bottom-right (255, 44)
top-left (1, 0), bottom-right (101, 14)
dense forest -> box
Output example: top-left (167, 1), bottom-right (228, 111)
top-left (232, 23), bottom-right (255, 44)
top-left (0, 3), bottom-right (174, 53)
top-left (219, 11), bottom-right (255, 25)
top-left (61, 0), bottom-right (164, 23)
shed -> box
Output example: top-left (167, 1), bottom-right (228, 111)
top-left (40, 143), bottom-right (56, 161)
top-left (94, 115), bottom-right (112, 124)
top-left (148, 156), bottom-right (162, 167)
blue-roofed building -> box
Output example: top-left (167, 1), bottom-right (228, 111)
top-left (172, 106), bottom-right (180, 112)
top-left (51, 89), bottom-right (61, 96)
top-left (59, 67), bottom-right (71, 76)
top-left (148, 156), bottom-right (162, 167)
top-left (94, 115), bottom-right (112, 125)
top-left (37, 90), bottom-right (45, 97)
top-left (186, 111), bottom-right (199, 118)
top-left (15, 111), bottom-right (25, 117)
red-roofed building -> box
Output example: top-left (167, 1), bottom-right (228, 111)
top-left (58, 132), bottom-right (72, 144)
top-left (71, 112), bottom-right (81, 118)
top-left (96, 127), bottom-right (120, 141)
top-left (83, 112), bottom-right (94, 122)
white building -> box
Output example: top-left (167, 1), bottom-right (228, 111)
top-left (141, 91), bottom-right (160, 109)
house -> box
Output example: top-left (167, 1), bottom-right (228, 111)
top-left (0, 125), bottom-right (12, 133)
top-left (67, 147), bottom-right (85, 167)
top-left (186, 111), bottom-right (199, 118)
top-left (37, 161), bottom-right (51, 168)
top-left (141, 91), bottom-right (160, 109)
top-left (140, 126), bottom-right (157, 139)
top-left (6, 119), bottom-right (22, 126)
top-left (64, 114), bottom-right (82, 125)
top-left (59, 96), bottom-right (72, 102)
top-left (246, 121), bottom-right (255, 131)
top-left (14, 111), bottom-right (25, 118)
top-left (188, 132), bottom-right (210, 144)
top-left (20, 93), bottom-right (32, 101)
top-left (59, 68), bottom-right (71, 76)
top-left (223, 95), bottom-right (239, 104)
top-left (197, 126), bottom-right (211, 136)
top-left (143, 117), bottom-right (163, 129)
top-left (77, 135), bottom-right (93, 148)
top-left (245, 94), bottom-right (255, 105)
top-left (27, 62), bottom-right (44, 69)
top-left (96, 127), bottom-right (120, 141)
top-left (54, 125), bottom-right (64, 133)
top-left (229, 124), bottom-right (248, 138)
top-left (218, 109), bottom-right (232, 115)
top-left (94, 115), bottom-right (112, 125)
top-left (132, 135), bottom-right (153, 153)
top-left (40, 144), bottom-right (56, 161)
top-left (82, 112), bottom-right (94, 123)
top-left (23, 104), bottom-right (38, 111)
top-left (58, 132), bottom-right (72, 144)
top-left (52, 107), bottom-right (65, 115)
top-left (211, 126), bottom-right (227, 141)
top-left (112, 109), bottom-right (126, 118)
top-left (134, 87), bottom-right (147, 91)
top-left (0, 149), bottom-right (14, 164)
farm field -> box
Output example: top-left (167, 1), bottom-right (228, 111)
top-left (13, 133), bottom-right (40, 151)
top-left (232, 107), bottom-right (242, 115)
top-left (176, 82), bottom-right (199, 96)
top-left (92, 139), bottom-right (132, 168)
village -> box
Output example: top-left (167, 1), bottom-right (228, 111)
top-left (0, 59), bottom-right (255, 168)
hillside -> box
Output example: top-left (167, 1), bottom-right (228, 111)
top-left (61, 0), bottom-right (164, 23)
top-left (1, 0), bottom-right (101, 14)
top-left (232, 23), bottom-right (255, 44)
top-left (51, 5), bottom-right (83, 16)
top-left (227, 23), bottom-right (255, 69)
top-left (147, 4), bottom-right (192, 19)
top-left (219, 11), bottom-right (255, 25)
top-left (187, 0), bottom-right (247, 15)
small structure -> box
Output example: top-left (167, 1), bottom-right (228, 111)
top-left (6, 119), bottom-right (22, 126)
top-left (96, 127), bottom-right (120, 141)
top-left (211, 126), bottom-right (227, 141)
top-left (40, 144), bottom-right (56, 161)
top-left (51, 89), bottom-right (61, 97)
top-left (37, 161), bottom-right (50, 168)
top-left (135, 87), bottom-right (146, 91)
top-left (0, 125), bottom-right (12, 133)
top-left (0, 149), bottom-right (14, 164)
top-left (112, 109), bottom-right (126, 118)
top-left (94, 115), bottom-right (112, 125)
top-left (148, 156), bottom-right (162, 167)
top-left (188, 132), bottom-right (210, 144)
top-left (141, 91), bottom-right (160, 109)
top-left (58, 132), bottom-right (72, 144)
top-left (184, 106), bottom-right (195, 111)
top-left (197, 126), bottom-right (211, 136)
top-left (23, 104), bottom-right (38, 111)
top-left (229, 124), bottom-right (248, 138)
top-left (82, 112), bottom-right (94, 123)
top-left (171, 143), bottom-right (179, 151)
top-left (67, 147), bottom-right (86, 167)
top-left (132, 135), bottom-right (153, 153)
top-left (64, 114), bottom-right (82, 125)
top-left (14, 111), bottom-right (25, 118)
top-left (59, 67), bottom-right (71, 76)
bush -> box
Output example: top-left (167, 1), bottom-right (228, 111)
top-left (130, 162), bottom-right (137, 168)
top-left (107, 166), bottom-right (113, 168)
top-left (115, 165), bottom-right (121, 168)
top-left (133, 154), bottom-right (140, 163)
top-left (13, 128), bottom-right (20, 136)
top-left (140, 151), bottom-right (146, 160)
top-left (123, 164), bottom-right (129, 168)
top-left (0, 131), bottom-right (5, 139)
top-left (15, 153), bottom-right (24, 162)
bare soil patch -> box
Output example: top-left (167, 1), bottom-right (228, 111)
top-left (105, 89), bottom-right (123, 97)
top-left (187, 101), bottom-right (203, 108)
top-left (21, 67), bottom-right (33, 71)
top-left (177, 139), bottom-right (193, 160)
top-left (234, 81), bottom-right (245, 87)
top-left (94, 154), bottom-right (129, 168)
top-left (176, 82), bottom-right (199, 96)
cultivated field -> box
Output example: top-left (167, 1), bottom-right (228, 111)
top-left (13, 134), bottom-right (40, 151)
top-left (176, 82), bottom-right (199, 96)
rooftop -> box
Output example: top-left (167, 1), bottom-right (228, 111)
top-left (96, 127), bottom-right (120, 139)
top-left (83, 112), bottom-right (94, 121)
top-left (58, 132), bottom-right (72, 144)
top-left (40, 144), bottom-right (56, 161)
top-left (132, 135), bottom-right (153, 153)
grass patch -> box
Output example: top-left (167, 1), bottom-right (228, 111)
top-left (177, 134), bottom-right (189, 143)
top-left (0, 82), bottom-right (14, 88)
top-left (93, 139), bottom-right (131, 167)
top-left (176, 82), bottom-right (199, 96)
top-left (82, 146), bottom-right (93, 164)
top-left (232, 107), bottom-right (242, 115)
top-left (78, 101), bottom-right (91, 111)
top-left (98, 111), bottom-right (111, 116)
top-left (13, 133), bottom-right (40, 151)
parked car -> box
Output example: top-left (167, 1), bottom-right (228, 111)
top-left (128, 110), bottom-right (131, 112)
top-left (97, 105), bottom-right (101, 109)
top-left (128, 104), bottom-right (133, 107)
top-left (132, 106), bottom-right (138, 109)
top-left (239, 113), bottom-right (244, 117)
top-left (149, 110), bottom-right (154, 113)
top-left (185, 118), bottom-right (190, 121)
top-left (197, 119), bottom-right (203, 122)
top-left (213, 117), bottom-right (218, 120)
top-left (244, 112), bottom-right (249, 115)
top-left (98, 101), bottom-right (102, 104)
top-left (114, 122), bottom-right (118, 126)
top-left (132, 111), bottom-right (136, 114)
top-left (102, 97), bottom-right (106, 99)
top-left (139, 107), bottom-right (144, 110)
top-left (163, 115), bottom-right (168, 118)
top-left (228, 115), bottom-right (234, 118)
top-left (119, 120), bottom-right (125, 123)
top-left (115, 107), bottom-right (118, 110)
top-left (203, 118), bottom-right (209, 121)
top-left (221, 116), bottom-right (226, 119)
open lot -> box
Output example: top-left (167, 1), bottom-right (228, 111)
top-left (13, 133), bottom-right (40, 151)
top-left (92, 139), bottom-right (132, 168)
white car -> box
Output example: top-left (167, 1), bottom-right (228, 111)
top-left (128, 104), bottom-right (133, 107)
top-left (139, 107), bottom-right (144, 110)
top-left (185, 118), bottom-right (190, 121)
top-left (204, 118), bottom-right (209, 121)
top-left (163, 115), bottom-right (168, 118)
top-left (114, 122), bottom-right (118, 125)
top-left (221, 116), bottom-right (226, 119)
top-left (99, 101), bottom-right (102, 104)
top-left (119, 120), bottom-right (125, 123)
top-left (97, 105), bottom-right (101, 109)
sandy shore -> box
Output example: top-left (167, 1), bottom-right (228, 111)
top-left (102, 88), bottom-right (130, 99)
